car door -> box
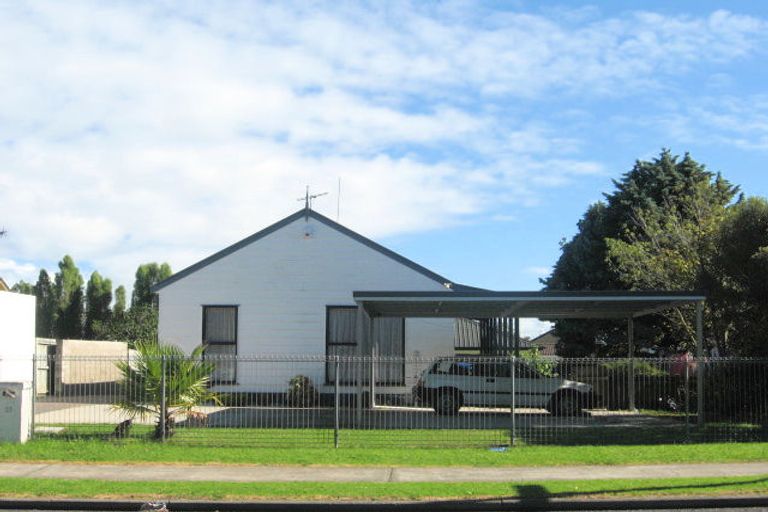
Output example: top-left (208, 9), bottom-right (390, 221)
top-left (513, 360), bottom-right (547, 407)
top-left (488, 360), bottom-right (512, 409)
top-left (468, 359), bottom-right (506, 409)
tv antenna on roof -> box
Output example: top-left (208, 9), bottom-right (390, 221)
top-left (298, 186), bottom-right (328, 219)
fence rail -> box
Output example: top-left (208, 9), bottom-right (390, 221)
top-left (24, 354), bottom-right (768, 447)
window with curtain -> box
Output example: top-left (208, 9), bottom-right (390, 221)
top-left (326, 306), bottom-right (357, 384)
top-left (325, 306), bottom-right (404, 385)
top-left (203, 305), bottom-right (237, 384)
top-left (373, 317), bottom-right (405, 385)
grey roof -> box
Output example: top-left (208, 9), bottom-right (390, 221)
top-left (151, 208), bottom-right (468, 293)
top-left (353, 290), bottom-right (705, 320)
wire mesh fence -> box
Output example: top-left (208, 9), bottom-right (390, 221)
top-left (26, 353), bottom-right (768, 447)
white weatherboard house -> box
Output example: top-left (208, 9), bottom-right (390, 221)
top-left (152, 208), bottom-right (471, 395)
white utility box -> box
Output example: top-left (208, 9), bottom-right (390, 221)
top-left (0, 382), bottom-right (32, 443)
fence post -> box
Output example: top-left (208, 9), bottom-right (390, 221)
top-left (684, 362), bottom-right (690, 441)
top-left (334, 356), bottom-right (340, 448)
top-left (30, 354), bottom-right (37, 439)
top-left (510, 356), bottom-right (516, 447)
top-left (370, 346), bottom-right (376, 408)
top-left (695, 301), bottom-right (705, 427)
top-left (160, 354), bottom-right (167, 442)
top-left (627, 317), bottom-right (636, 411)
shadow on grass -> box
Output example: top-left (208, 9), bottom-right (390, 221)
top-left (512, 475), bottom-right (768, 499)
top-left (403, 476), bottom-right (768, 510)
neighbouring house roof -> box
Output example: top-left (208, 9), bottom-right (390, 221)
top-left (530, 329), bottom-right (557, 344)
top-left (151, 208), bottom-right (476, 293)
top-left (0, 277), bottom-right (9, 291)
top-left (530, 329), bottom-right (559, 356)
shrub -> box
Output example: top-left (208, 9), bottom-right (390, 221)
top-left (287, 375), bottom-right (319, 407)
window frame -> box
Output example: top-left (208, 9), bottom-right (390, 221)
top-left (325, 305), bottom-right (358, 385)
top-left (324, 306), bottom-right (406, 386)
top-left (202, 304), bottom-right (239, 385)
top-left (373, 316), bottom-right (406, 386)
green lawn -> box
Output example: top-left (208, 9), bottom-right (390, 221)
top-left (2, 436), bottom-right (768, 467)
top-left (1, 475), bottom-right (766, 501)
top-left (33, 419), bottom-right (768, 447)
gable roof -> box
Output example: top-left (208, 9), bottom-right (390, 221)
top-left (151, 208), bottom-right (468, 293)
top-left (530, 329), bottom-right (557, 344)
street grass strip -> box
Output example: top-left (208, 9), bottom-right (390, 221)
top-left (1, 438), bottom-right (768, 467)
top-left (0, 475), bottom-right (767, 501)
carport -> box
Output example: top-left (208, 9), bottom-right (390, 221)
top-left (353, 290), bottom-right (706, 422)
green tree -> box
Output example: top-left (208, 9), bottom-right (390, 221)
top-left (92, 304), bottom-right (158, 347)
top-left (114, 341), bottom-right (220, 439)
top-left (11, 280), bottom-right (34, 295)
top-left (84, 271), bottom-right (113, 339)
top-left (131, 263), bottom-right (172, 310)
top-left (34, 270), bottom-right (56, 338)
top-left (113, 285), bottom-right (127, 316)
top-left (54, 255), bottom-right (85, 339)
top-left (544, 150), bottom-right (738, 355)
top-left (604, 178), bottom-right (733, 350)
top-left (708, 197), bottom-right (768, 356)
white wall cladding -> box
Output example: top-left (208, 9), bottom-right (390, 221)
top-left (0, 291), bottom-right (35, 383)
top-left (157, 215), bottom-right (455, 391)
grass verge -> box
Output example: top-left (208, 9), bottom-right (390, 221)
top-left (2, 439), bottom-right (768, 467)
top-left (0, 475), bottom-right (767, 501)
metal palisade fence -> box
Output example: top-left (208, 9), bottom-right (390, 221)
top-left (28, 354), bottom-right (768, 447)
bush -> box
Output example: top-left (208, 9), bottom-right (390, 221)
top-left (287, 375), bottom-right (318, 407)
top-left (586, 360), bottom-right (670, 410)
top-left (704, 361), bottom-right (768, 423)
top-left (520, 348), bottom-right (557, 377)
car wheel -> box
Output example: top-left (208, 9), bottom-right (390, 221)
top-left (434, 389), bottom-right (462, 415)
top-left (548, 391), bottom-right (582, 417)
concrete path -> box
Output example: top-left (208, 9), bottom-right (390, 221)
top-left (1, 461), bottom-right (767, 483)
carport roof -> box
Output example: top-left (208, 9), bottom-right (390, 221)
top-left (353, 290), bottom-right (705, 320)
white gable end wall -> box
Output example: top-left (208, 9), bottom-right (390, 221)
top-left (157, 215), bottom-right (454, 391)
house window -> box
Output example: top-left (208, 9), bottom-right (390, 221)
top-left (203, 305), bottom-right (237, 384)
top-left (326, 306), bottom-right (357, 384)
top-left (373, 317), bottom-right (405, 386)
top-left (325, 306), bottom-right (405, 386)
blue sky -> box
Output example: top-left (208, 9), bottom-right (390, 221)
top-left (1, 1), bottom-right (767, 334)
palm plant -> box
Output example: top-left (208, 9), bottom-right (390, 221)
top-left (114, 341), bottom-right (220, 439)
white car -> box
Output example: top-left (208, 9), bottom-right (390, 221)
top-left (412, 357), bottom-right (594, 416)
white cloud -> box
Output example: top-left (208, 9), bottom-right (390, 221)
top-left (521, 318), bottom-right (552, 339)
top-left (0, 2), bottom-right (765, 288)
top-left (525, 266), bottom-right (552, 277)
top-left (0, 258), bottom-right (37, 286)
top-left (654, 95), bottom-right (768, 151)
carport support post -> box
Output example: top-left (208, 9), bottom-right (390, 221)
top-left (696, 300), bottom-right (705, 426)
top-left (513, 317), bottom-right (520, 357)
top-left (627, 317), bottom-right (636, 412)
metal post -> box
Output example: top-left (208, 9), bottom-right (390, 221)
top-left (684, 363), bottom-right (690, 441)
top-left (334, 356), bottom-right (340, 448)
top-left (696, 301), bottom-right (705, 426)
top-left (355, 306), bottom-right (365, 425)
top-left (628, 317), bottom-right (636, 411)
top-left (160, 355), bottom-right (167, 442)
top-left (30, 354), bottom-right (38, 439)
top-left (370, 343), bottom-right (376, 408)
top-left (514, 317), bottom-right (520, 358)
top-left (510, 356), bottom-right (516, 446)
